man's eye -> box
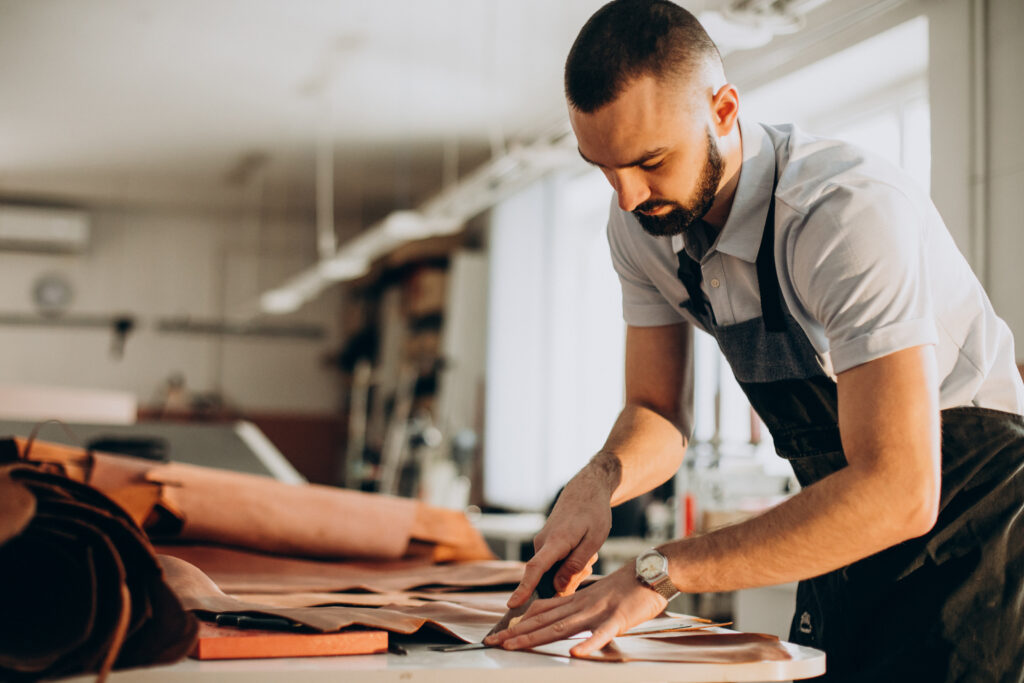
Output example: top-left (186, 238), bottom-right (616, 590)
top-left (640, 160), bottom-right (663, 171)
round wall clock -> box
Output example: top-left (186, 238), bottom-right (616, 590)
top-left (32, 272), bottom-right (74, 315)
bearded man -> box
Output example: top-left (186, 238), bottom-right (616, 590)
top-left (485, 2), bottom-right (1024, 681)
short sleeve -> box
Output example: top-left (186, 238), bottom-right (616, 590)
top-left (787, 183), bottom-right (939, 373)
top-left (606, 207), bottom-right (687, 327)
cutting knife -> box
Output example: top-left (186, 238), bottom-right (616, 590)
top-left (431, 562), bottom-right (561, 652)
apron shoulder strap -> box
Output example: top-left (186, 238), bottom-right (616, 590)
top-left (756, 158), bottom-right (786, 333)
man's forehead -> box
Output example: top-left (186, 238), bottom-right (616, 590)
top-left (569, 75), bottom-right (699, 162)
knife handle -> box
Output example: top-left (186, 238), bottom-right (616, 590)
top-left (535, 562), bottom-right (562, 600)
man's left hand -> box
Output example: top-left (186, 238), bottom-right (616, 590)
top-left (483, 561), bottom-right (669, 657)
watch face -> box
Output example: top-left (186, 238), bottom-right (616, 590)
top-left (637, 551), bottom-right (665, 579)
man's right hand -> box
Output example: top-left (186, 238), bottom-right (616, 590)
top-left (506, 462), bottom-right (616, 608)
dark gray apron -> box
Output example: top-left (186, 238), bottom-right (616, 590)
top-left (674, 167), bottom-right (1024, 681)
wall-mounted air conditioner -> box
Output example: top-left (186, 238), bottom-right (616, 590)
top-left (0, 205), bottom-right (90, 253)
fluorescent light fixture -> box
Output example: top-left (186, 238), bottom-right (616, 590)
top-left (259, 268), bottom-right (326, 314)
top-left (421, 214), bottom-right (463, 236)
top-left (260, 288), bottom-right (305, 314)
top-left (383, 210), bottom-right (430, 239)
top-left (509, 145), bottom-right (581, 171)
top-left (255, 108), bottom-right (578, 316)
top-left (698, 10), bottom-right (775, 53)
top-left (318, 254), bottom-right (370, 281)
top-left (382, 210), bottom-right (463, 240)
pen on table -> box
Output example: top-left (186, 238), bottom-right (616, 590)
top-left (214, 614), bottom-right (303, 631)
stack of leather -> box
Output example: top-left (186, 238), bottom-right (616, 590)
top-left (0, 463), bottom-right (197, 681)
top-left (156, 545), bottom-right (525, 642)
top-left (0, 436), bottom-right (794, 668)
top-left (0, 435), bottom-right (506, 664)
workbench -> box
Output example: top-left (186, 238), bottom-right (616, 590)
top-left (68, 634), bottom-right (825, 682)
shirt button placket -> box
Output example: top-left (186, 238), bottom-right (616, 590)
top-left (703, 258), bottom-right (729, 324)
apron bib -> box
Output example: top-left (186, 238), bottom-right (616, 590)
top-left (674, 165), bottom-right (1024, 681)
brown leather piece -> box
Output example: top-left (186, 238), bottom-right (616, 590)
top-left (0, 464), bottom-right (197, 681)
top-left (3, 436), bottom-right (92, 482)
top-left (158, 554), bottom-right (503, 640)
top-left (0, 466), bottom-right (35, 544)
top-left (228, 591), bottom-right (435, 608)
top-left (150, 462), bottom-right (416, 560)
top-left (157, 544), bottom-right (524, 594)
top-left (530, 631), bottom-right (793, 663)
top-left (409, 504), bottom-right (496, 562)
top-left (5, 437), bottom-right (493, 563)
top-left (225, 590), bottom-right (511, 610)
top-left (377, 600), bottom-right (507, 642)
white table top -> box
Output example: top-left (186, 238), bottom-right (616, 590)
top-left (71, 636), bottom-right (825, 682)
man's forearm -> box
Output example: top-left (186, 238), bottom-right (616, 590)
top-left (574, 403), bottom-right (687, 507)
top-left (661, 344), bottom-right (941, 594)
top-left (660, 458), bottom-right (935, 593)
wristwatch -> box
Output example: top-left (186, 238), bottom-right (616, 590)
top-left (635, 548), bottom-right (679, 601)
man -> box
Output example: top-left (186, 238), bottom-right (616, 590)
top-left (483, 1), bottom-right (1024, 680)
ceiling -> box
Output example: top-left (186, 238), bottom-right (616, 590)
top-left (0, 0), bottom-right (883, 229)
top-left (0, 0), bottom-right (664, 222)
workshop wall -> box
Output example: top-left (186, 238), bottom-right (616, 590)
top-left (725, 0), bottom-right (1024, 354)
top-left (985, 0), bottom-right (1024, 345)
top-left (931, 0), bottom-right (1024, 346)
top-left (0, 206), bottom-right (342, 415)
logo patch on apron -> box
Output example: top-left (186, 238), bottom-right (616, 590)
top-left (799, 611), bottom-right (813, 635)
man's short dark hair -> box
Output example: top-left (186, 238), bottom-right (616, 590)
top-left (565, 0), bottom-right (721, 113)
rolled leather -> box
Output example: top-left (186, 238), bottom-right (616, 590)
top-left (1, 437), bottom-right (493, 563)
top-left (0, 464), bottom-right (197, 681)
top-left (156, 543), bottom-right (524, 594)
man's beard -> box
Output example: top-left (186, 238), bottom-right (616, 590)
top-left (632, 129), bottom-right (724, 238)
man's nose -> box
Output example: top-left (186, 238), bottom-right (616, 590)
top-left (611, 170), bottom-right (650, 212)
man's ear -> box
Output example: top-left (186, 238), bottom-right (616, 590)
top-left (710, 84), bottom-right (739, 136)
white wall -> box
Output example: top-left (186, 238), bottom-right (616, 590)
top-left (985, 0), bottom-right (1024, 347)
top-left (484, 169), bottom-right (627, 511)
top-left (727, 0), bottom-right (1024, 355)
top-left (0, 206), bottom-right (342, 414)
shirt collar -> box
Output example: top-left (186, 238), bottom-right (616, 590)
top-left (672, 119), bottom-right (776, 263)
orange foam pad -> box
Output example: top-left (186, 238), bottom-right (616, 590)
top-left (191, 622), bottom-right (388, 660)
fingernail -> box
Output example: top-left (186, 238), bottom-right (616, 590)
top-left (554, 577), bottom-right (566, 591)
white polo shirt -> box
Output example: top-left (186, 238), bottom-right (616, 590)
top-left (608, 119), bottom-right (1024, 414)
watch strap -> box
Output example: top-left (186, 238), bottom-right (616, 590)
top-left (650, 576), bottom-right (679, 601)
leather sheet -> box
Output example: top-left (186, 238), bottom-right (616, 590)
top-left (0, 464), bottom-right (197, 681)
top-left (228, 591), bottom-right (437, 608)
top-left (159, 555), bottom-right (731, 647)
top-left (2, 437), bottom-right (493, 563)
top-left (157, 544), bottom-right (524, 594)
top-left (228, 591), bottom-right (512, 611)
top-left (159, 554), bottom-right (506, 641)
top-left (530, 631), bottom-right (793, 663)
